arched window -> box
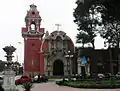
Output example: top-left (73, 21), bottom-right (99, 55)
top-left (31, 24), bottom-right (35, 30)
top-left (30, 22), bottom-right (36, 31)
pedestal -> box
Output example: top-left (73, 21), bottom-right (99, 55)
top-left (3, 69), bottom-right (17, 91)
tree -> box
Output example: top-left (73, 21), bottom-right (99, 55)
top-left (76, 31), bottom-right (90, 47)
top-left (100, 0), bottom-right (120, 21)
top-left (95, 0), bottom-right (120, 48)
top-left (12, 61), bottom-right (21, 75)
top-left (75, 0), bottom-right (120, 20)
top-left (74, 0), bottom-right (120, 48)
top-left (74, 0), bottom-right (102, 48)
top-left (100, 20), bottom-right (120, 48)
top-left (0, 60), bottom-right (5, 72)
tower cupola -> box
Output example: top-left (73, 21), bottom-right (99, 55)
top-left (22, 4), bottom-right (44, 37)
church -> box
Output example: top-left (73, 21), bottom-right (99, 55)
top-left (21, 4), bottom-right (120, 77)
top-left (21, 4), bottom-right (75, 77)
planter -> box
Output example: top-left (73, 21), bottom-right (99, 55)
top-left (22, 82), bottom-right (33, 91)
top-left (25, 89), bottom-right (30, 91)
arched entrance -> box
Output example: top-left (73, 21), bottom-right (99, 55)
top-left (53, 60), bottom-right (64, 76)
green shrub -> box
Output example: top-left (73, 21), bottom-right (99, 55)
top-left (22, 82), bottom-right (33, 91)
top-left (56, 79), bottom-right (120, 89)
top-left (56, 80), bottom-right (67, 86)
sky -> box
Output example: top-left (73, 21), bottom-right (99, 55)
top-left (0, 0), bottom-right (104, 64)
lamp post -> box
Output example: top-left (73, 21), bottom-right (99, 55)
top-left (14, 51), bottom-right (18, 62)
top-left (16, 42), bottom-right (22, 62)
top-left (65, 50), bottom-right (73, 76)
top-left (13, 42), bottom-right (22, 75)
top-left (12, 42), bottom-right (22, 63)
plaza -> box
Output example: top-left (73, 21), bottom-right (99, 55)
top-left (18, 82), bottom-right (120, 91)
top-left (0, 0), bottom-right (120, 90)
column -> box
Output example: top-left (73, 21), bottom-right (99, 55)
top-left (118, 54), bottom-right (120, 72)
top-left (78, 64), bottom-right (81, 74)
top-left (70, 58), bottom-right (72, 75)
top-left (85, 65), bottom-right (87, 74)
top-left (44, 56), bottom-right (47, 76)
top-left (88, 64), bottom-right (90, 73)
top-left (40, 53), bottom-right (44, 75)
top-left (64, 60), bottom-right (68, 76)
top-left (77, 57), bottom-right (81, 74)
top-left (68, 60), bottom-right (70, 75)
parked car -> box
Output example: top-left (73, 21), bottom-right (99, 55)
top-left (116, 72), bottom-right (120, 79)
top-left (33, 74), bottom-right (48, 82)
top-left (33, 75), bottom-right (42, 82)
top-left (104, 73), bottom-right (111, 78)
top-left (74, 74), bottom-right (82, 80)
top-left (40, 75), bottom-right (48, 82)
top-left (15, 75), bottom-right (32, 85)
top-left (97, 73), bottom-right (105, 79)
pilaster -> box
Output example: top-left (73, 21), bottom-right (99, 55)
top-left (77, 57), bottom-right (81, 74)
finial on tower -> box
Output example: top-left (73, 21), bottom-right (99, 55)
top-left (30, 3), bottom-right (37, 10)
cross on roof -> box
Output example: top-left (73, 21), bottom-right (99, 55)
top-left (55, 24), bottom-right (61, 31)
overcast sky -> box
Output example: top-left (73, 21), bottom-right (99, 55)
top-left (0, 0), bottom-right (104, 64)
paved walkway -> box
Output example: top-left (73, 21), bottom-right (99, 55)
top-left (18, 82), bottom-right (120, 91)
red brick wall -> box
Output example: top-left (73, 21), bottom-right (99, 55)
top-left (24, 36), bottom-right (42, 72)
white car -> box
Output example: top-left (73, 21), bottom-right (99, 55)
top-left (34, 75), bottom-right (42, 81)
top-left (116, 72), bottom-right (120, 78)
top-left (97, 73), bottom-right (105, 78)
top-left (34, 75), bottom-right (38, 81)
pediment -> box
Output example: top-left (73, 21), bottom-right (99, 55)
top-left (45, 31), bottom-right (71, 40)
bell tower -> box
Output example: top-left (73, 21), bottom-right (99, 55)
top-left (22, 4), bottom-right (45, 76)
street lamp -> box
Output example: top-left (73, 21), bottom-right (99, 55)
top-left (12, 42), bottom-right (23, 75)
top-left (14, 51), bottom-right (18, 62)
top-left (65, 50), bottom-right (73, 76)
top-left (13, 42), bottom-right (23, 64)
